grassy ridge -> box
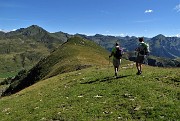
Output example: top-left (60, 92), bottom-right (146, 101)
top-left (0, 65), bottom-right (179, 121)
top-left (1, 36), bottom-right (113, 95)
top-left (43, 36), bottom-right (111, 79)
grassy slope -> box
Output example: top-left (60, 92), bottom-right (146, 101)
top-left (1, 36), bottom-right (114, 95)
top-left (43, 36), bottom-right (111, 79)
top-left (0, 65), bottom-right (179, 121)
top-left (0, 38), bottom-right (52, 75)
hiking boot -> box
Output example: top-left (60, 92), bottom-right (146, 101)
top-left (136, 71), bottom-right (142, 75)
top-left (136, 72), bottom-right (140, 75)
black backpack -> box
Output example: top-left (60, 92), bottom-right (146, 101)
top-left (114, 47), bottom-right (123, 59)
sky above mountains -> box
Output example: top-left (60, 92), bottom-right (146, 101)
top-left (1, 0), bottom-right (180, 37)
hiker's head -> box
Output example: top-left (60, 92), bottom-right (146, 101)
top-left (115, 42), bottom-right (119, 46)
top-left (115, 42), bottom-right (120, 48)
top-left (139, 37), bottom-right (144, 42)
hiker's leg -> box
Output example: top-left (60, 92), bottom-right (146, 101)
top-left (118, 59), bottom-right (121, 72)
top-left (114, 66), bottom-right (116, 73)
top-left (139, 63), bottom-right (142, 71)
top-left (136, 56), bottom-right (140, 71)
top-left (139, 56), bottom-right (144, 73)
top-left (114, 66), bottom-right (117, 76)
top-left (113, 58), bottom-right (119, 76)
top-left (136, 62), bottom-right (140, 71)
top-left (115, 59), bottom-right (121, 76)
top-left (116, 66), bottom-right (119, 72)
top-left (136, 62), bottom-right (142, 75)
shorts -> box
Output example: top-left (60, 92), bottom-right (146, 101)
top-left (113, 58), bottom-right (121, 67)
top-left (136, 55), bottom-right (144, 63)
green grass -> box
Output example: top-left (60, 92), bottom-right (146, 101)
top-left (0, 36), bottom-right (179, 120)
top-left (0, 36), bottom-right (116, 96)
top-left (0, 37), bottom-right (57, 74)
top-left (0, 72), bottom-right (17, 80)
top-left (0, 64), bottom-right (179, 121)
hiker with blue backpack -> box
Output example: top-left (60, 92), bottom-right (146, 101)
top-left (135, 37), bottom-right (149, 75)
top-left (109, 42), bottom-right (123, 77)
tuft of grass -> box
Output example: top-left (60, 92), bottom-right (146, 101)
top-left (0, 64), bottom-right (179, 121)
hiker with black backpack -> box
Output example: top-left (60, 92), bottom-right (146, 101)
top-left (109, 42), bottom-right (123, 77)
top-left (135, 37), bottom-right (149, 75)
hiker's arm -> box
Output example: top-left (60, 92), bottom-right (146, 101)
top-left (109, 52), bottom-right (113, 58)
top-left (121, 49), bottom-right (124, 55)
top-left (109, 52), bottom-right (114, 58)
top-left (135, 47), bottom-right (140, 52)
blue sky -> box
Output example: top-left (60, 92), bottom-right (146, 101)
top-left (1, 0), bottom-right (180, 37)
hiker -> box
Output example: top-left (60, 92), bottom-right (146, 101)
top-left (135, 37), bottom-right (149, 75)
top-left (109, 42), bottom-right (123, 77)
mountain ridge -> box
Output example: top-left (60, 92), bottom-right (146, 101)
top-left (1, 25), bottom-right (179, 59)
top-left (1, 36), bottom-right (112, 96)
top-left (0, 25), bottom-right (71, 75)
top-left (0, 25), bottom-right (179, 75)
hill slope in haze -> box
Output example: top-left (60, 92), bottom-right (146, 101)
top-left (150, 34), bottom-right (180, 58)
top-left (0, 25), bottom-right (70, 75)
top-left (82, 34), bottom-right (180, 59)
top-left (1, 36), bottom-right (113, 96)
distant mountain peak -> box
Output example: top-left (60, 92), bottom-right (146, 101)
top-left (27, 25), bottom-right (45, 30)
top-left (8, 25), bottom-right (48, 37)
top-left (25, 25), bottom-right (47, 32)
top-left (152, 34), bottom-right (166, 41)
top-left (155, 34), bottom-right (166, 38)
top-left (94, 34), bottom-right (104, 37)
top-left (29, 25), bottom-right (40, 28)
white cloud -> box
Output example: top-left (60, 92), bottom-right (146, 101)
top-left (174, 4), bottom-right (180, 12)
top-left (145, 9), bottom-right (153, 13)
top-left (0, 29), bottom-right (17, 33)
top-left (11, 29), bottom-right (17, 31)
top-left (176, 34), bottom-right (180, 37)
top-left (167, 34), bottom-right (180, 37)
top-left (120, 33), bottom-right (125, 37)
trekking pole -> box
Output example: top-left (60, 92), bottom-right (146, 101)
top-left (109, 57), bottom-right (110, 65)
top-left (145, 54), bottom-right (149, 65)
top-left (108, 56), bottom-right (111, 76)
top-left (108, 57), bottom-right (110, 69)
top-left (135, 51), bottom-right (137, 57)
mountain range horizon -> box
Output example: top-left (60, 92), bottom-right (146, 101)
top-left (1, 25), bottom-right (180, 38)
top-left (0, 24), bottom-right (179, 67)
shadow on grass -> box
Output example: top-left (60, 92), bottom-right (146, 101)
top-left (81, 75), bottom-right (131, 84)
